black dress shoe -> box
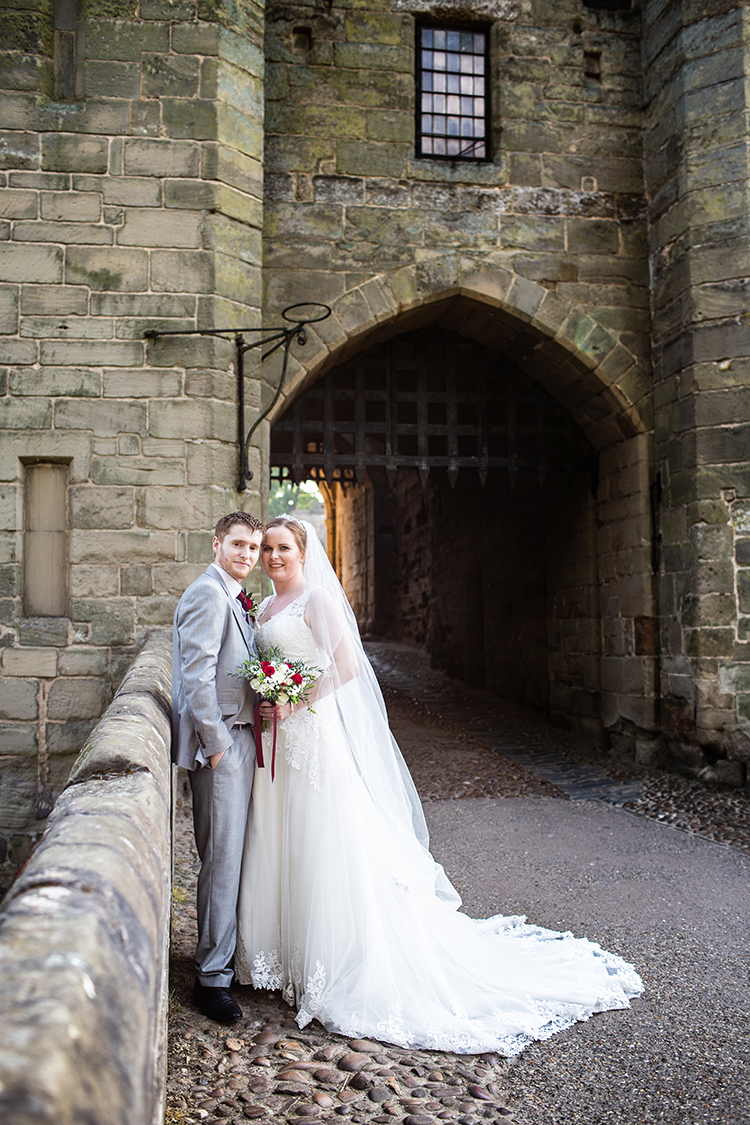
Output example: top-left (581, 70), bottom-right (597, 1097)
top-left (193, 980), bottom-right (242, 1024)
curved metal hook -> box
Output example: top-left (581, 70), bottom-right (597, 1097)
top-left (242, 304), bottom-right (331, 486)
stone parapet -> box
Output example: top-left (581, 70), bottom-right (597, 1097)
top-left (0, 634), bottom-right (172, 1125)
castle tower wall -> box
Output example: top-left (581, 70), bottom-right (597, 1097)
top-left (0, 0), bottom-right (264, 882)
top-left (643, 0), bottom-right (750, 779)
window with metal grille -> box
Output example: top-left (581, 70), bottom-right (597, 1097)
top-left (416, 25), bottom-right (489, 161)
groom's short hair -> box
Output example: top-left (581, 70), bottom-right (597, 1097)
top-left (214, 512), bottom-right (265, 540)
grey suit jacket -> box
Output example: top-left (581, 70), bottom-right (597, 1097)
top-left (171, 566), bottom-right (257, 770)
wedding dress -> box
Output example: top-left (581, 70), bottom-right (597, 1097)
top-left (234, 525), bottom-right (643, 1056)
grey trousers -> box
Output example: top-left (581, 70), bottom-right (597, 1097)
top-left (189, 727), bottom-right (255, 987)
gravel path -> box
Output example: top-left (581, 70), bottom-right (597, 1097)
top-left (166, 643), bottom-right (750, 1125)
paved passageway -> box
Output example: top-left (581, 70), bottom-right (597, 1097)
top-left (166, 645), bottom-right (750, 1125)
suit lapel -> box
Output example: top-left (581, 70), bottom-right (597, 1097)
top-left (205, 567), bottom-right (252, 654)
top-left (230, 594), bottom-right (252, 652)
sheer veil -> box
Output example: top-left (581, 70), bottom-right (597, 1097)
top-left (292, 520), bottom-right (460, 907)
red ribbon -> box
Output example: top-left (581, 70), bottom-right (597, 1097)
top-left (253, 702), bottom-right (277, 782)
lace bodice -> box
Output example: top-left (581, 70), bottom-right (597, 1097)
top-left (255, 589), bottom-right (327, 670)
top-left (253, 588), bottom-right (332, 794)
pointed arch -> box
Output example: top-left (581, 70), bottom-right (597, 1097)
top-left (269, 262), bottom-right (650, 452)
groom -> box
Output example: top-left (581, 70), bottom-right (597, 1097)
top-left (172, 511), bottom-right (264, 1023)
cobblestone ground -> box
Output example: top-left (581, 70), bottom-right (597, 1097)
top-left (166, 651), bottom-right (750, 1125)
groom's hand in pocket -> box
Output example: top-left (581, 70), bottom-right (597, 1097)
top-left (209, 750), bottom-right (226, 770)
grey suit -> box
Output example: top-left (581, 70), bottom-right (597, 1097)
top-left (172, 566), bottom-right (257, 986)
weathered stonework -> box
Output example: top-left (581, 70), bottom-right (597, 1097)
top-left (0, 0), bottom-right (749, 875)
top-left (0, 634), bottom-right (172, 1125)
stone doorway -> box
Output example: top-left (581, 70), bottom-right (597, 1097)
top-left (271, 326), bottom-right (601, 737)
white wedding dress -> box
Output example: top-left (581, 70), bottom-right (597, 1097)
top-left (235, 585), bottom-right (643, 1056)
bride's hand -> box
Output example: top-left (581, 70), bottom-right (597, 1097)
top-left (259, 700), bottom-right (294, 721)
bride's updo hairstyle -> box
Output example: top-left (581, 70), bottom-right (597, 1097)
top-left (264, 515), bottom-right (307, 560)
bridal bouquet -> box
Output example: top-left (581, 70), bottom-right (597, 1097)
top-left (233, 646), bottom-right (319, 716)
top-left (233, 647), bottom-right (320, 781)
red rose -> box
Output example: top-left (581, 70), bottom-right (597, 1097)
top-left (261, 662), bottom-right (275, 675)
top-left (291, 673), bottom-right (303, 685)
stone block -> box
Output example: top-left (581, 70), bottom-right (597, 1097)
top-left (162, 97), bottom-right (219, 142)
top-left (92, 456), bottom-right (186, 487)
top-left (70, 599), bottom-right (136, 647)
top-left (65, 246), bottom-right (148, 292)
top-left (186, 440), bottom-right (237, 485)
top-left (0, 132), bottom-right (39, 174)
top-left (70, 485), bottom-right (135, 530)
top-left (142, 0), bottom-right (196, 17)
top-left (120, 566), bottom-right (153, 597)
top-left (681, 593), bottom-right (737, 628)
top-left (46, 677), bottom-right (110, 722)
top-left (0, 189), bottom-right (38, 219)
top-left (141, 51), bottom-right (200, 97)
top-left (18, 617), bottom-right (70, 647)
top-left (116, 207), bottom-right (202, 248)
top-left (184, 365), bottom-right (235, 398)
top-left (58, 648), bottom-right (109, 677)
top-left (171, 21), bottom-right (220, 54)
top-left (20, 284), bottom-right (88, 316)
top-left (70, 529), bottom-right (176, 566)
top-left (137, 485), bottom-right (236, 530)
top-left (9, 367), bottom-right (96, 398)
top-left (0, 285), bottom-right (18, 334)
top-left (123, 138), bottom-right (200, 178)
top-left (135, 595), bottom-right (177, 625)
top-left (148, 398), bottom-right (236, 442)
top-left (41, 134), bottom-right (109, 175)
top-left (0, 678), bottom-right (38, 721)
top-left (0, 243), bottom-right (63, 284)
top-left (334, 42), bottom-right (410, 71)
top-left (2, 648), bottom-right (57, 677)
top-left (0, 723), bottom-right (37, 756)
top-left (40, 191), bottom-right (103, 227)
top-left (53, 398), bottom-right (147, 436)
top-left (70, 564), bottom-right (120, 599)
top-left (567, 219), bottom-right (621, 255)
top-left (426, 209), bottom-right (499, 247)
top-left (0, 398), bottom-right (52, 430)
top-left (337, 140), bottom-right (405, 179)
top-left (0, 562), bottom-right (22, 601)
top-left (120, 434), bottom-right (142, 457)
top-left (150, 249), bottom-right (215, 293)
top-left (21, 313), bottom-right (117, 341)
top-left (501, 215), bottom-right (565, 252)
top-left (737, 570), bottom-right (750, 615)
top-left (187, 530), bottom-right (213, 563)
top-left (152, 562), bottom-right (203, 595)
top-left (85, 16), bottom-right (170, 59)
top-left (685, 627), bottom-right (735, 658)
top-left (80, 58), bottom-right (141, 97)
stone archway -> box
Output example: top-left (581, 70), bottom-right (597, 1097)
top-left (272, 263), bottom-right (649, 453)
top-left (266, 270), bottom-right (656, 751)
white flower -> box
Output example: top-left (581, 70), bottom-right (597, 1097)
top-left (276, 692), bottom-right (289, 704)
top-left (250, 678), bottom-right (262, 690)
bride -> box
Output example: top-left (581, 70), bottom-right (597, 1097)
top-left (234, 515), bottom-right (643, 1055)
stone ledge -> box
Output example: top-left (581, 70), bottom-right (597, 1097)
top-left (0, 633), bottom-right (173, 1125)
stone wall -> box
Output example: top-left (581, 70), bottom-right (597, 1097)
top-left (0, 0), bottom-right (266, 881)
top-left (261, 0), bottom-right (658, 752)
top-left (0, 634), bottom-right (172, 1125)
top-left (642, 0), bottom-right (750, 779)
